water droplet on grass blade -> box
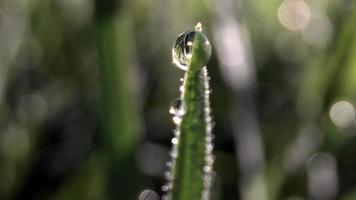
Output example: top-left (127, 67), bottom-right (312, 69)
top-left (171, 137), bottom-right (178, 145)
top-left (172, 23), bottom-right (211, 71)
top-left (139, 189), bottom-right (159, 200)
top-left (169, 99), bottom-right (186, 116)
top-left (172, 31), bottom-right (195, 70)
top-left (179, 85), bottom-right (184, 93)
top-left (166, 161), bottom-right (172, 168)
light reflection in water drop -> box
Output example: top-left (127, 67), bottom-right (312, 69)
top-left (172, 31), bottom-right (196, 70)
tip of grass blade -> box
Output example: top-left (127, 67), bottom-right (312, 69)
top-left (195, 22), bottom-right (203, 32)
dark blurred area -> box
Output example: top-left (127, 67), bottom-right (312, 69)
top-left (1, 0), bottom-right (356, 199)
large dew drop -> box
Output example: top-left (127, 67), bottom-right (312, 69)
top-left (172, 23), bottom-right (211, 71)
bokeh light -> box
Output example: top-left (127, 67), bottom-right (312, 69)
top-left (278, 0), bottom-right (311, 31)
top-left (136, 142), bottom-right (169, 177)
top-left (307, 153), bottom-right (338, 200)
top-left (284, 126), bottom-right (322, 172)
top-left (329, 101), bottom-right (355, 128)
top-left (302, 14), bottom-right (333, 48)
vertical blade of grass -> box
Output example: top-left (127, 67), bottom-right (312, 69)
top-left (95, 1), bottom-right (142, 199)
top-left (164, 24), bottom-right (214, 200)
top-left (332, 4), bottom-right (356, 99)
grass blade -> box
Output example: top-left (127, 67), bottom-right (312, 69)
top-left (164, 23), bottom-right (214, 200)
top-left (95, 2), bottom-right (142, 199)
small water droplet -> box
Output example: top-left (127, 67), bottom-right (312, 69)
top-left (139, 189), bottom-right (159, 200)
top-left (206, 143), bottom-right (214, 152)
top-left (170, 149), bottom-right (178, 158)
top-left (166, 182), bottom-right (173, 190)
top-left (202, 190), bottom-right (210, 200)
top-left (171, 137), bottom-right (178, 145)
top-left (205, 155), bottom-right (214, 165)
top-left (172, 23), bottom-right (211, 71)
top-left (203, 175), bottom-right (213, 184)
top-left (203, 165), bottom-right (212, 173)
top-left (169, 99), bottom-right (186, 116)
top-left (173, 129), bottom-right (180, 136)
top-left (172, 116), bottom-right (182, 124)
top-left (162, 185), bottom-right (169, 192)
top-left (164, 171), bottom-right (172, 180)
top-left (179, 85), bottom-right (184, 92)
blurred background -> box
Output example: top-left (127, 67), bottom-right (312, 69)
top-left (0, 0), bottom-right (356, 199)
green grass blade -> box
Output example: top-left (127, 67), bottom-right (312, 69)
top-left (164, 23), bottom-right (214, 200)
top-left (95, 3), bottom-right (142, 199)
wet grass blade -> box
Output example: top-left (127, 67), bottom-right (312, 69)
top-left (164, 23), bottom-right (214, 200)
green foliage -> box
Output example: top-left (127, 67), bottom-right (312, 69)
top-left (1, 1), bottom-right (356, 200)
